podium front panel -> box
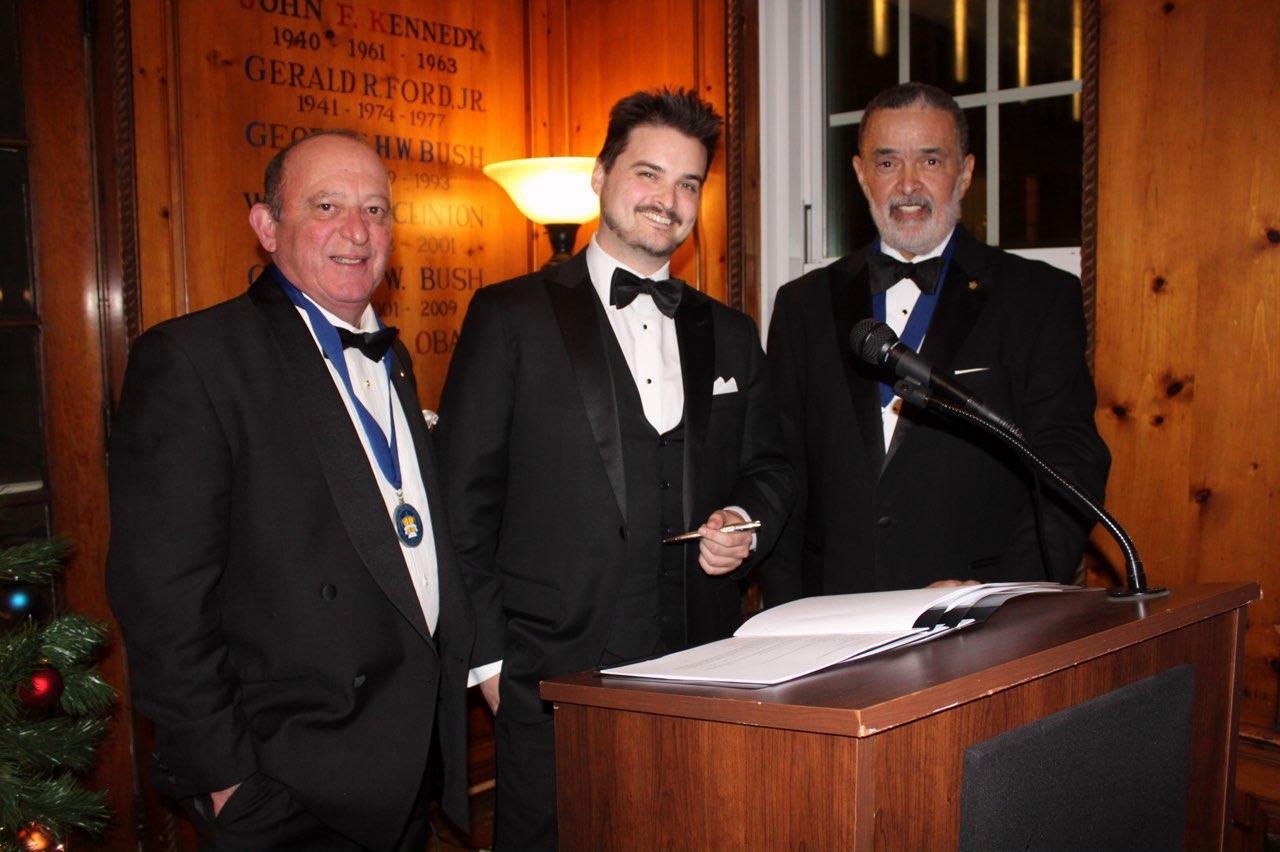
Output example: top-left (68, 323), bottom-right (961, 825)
top-left (545, 584), bottom-right (1255, 849)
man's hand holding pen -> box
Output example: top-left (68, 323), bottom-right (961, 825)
top-left (695, 509), bottom-right (755, 576)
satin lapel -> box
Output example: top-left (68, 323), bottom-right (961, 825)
top-left (885, 230), bottom-right (991, 469)
top-left (546, 256), bottom-right (626, 522)
top-left (831, 254), bottom-right (888, 472)
top-left (675, 291), bottom-right (714, 529)
top-left (251, 275), bottom-right (432, 644)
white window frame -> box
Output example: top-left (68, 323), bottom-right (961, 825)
top-left (758, 0), bottom-right (1083, 335)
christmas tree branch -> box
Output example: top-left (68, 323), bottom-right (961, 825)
top-left (0, 770), bottom-right (109, 840)
top-left (0, 536), bottom-right (114, 845)
top-left (40, 614), bottom-right (108, 668)
top-left (0, 538), bottom-right (71, 585)
top-left (0, 624), bottom-right (42, 721)
top-left (0, 717), bottom-right (107, 775)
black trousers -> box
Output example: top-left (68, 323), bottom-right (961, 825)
top-left (493, 712), bottom-right (558, 852)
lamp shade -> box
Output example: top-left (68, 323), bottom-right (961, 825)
top-left (483, 157), bottom-right (599, 225)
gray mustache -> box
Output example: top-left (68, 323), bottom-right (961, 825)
top-left (889, 195), bottom-right (933, 213)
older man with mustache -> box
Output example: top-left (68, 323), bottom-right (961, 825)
top-left (762, 82), bottom-right (1110, 601)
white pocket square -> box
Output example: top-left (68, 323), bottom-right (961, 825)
top-left (952, 367), bottom-right (990, 376)
top-left (712, 376), bottom-right (738, 395)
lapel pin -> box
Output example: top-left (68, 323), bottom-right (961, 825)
top-left (968, 279), bottom-right (980, 291)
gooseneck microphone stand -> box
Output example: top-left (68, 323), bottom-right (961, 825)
top-left (893, 379), bottom-right (1167, 600)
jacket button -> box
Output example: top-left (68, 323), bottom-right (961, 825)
top-left (320, 583), bottom-right (338, 600)
top-left (876, 516), bottom-right (892, 528)
top-left (659, 480), bottom-right (671, 490)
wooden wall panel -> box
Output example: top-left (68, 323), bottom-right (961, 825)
top-left (557, 0), bottom-right (729, 302)
top-left (130, 0), bottom-right (185, 330)
top-left (1094, 0), bottom-right (1280, 728)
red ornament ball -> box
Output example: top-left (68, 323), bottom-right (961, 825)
top-left (17, 664), bottom-right (63, 710)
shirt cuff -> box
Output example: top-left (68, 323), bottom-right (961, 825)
top-left (467, 660), bottom-right (502, 688)
top-left (723, 505), bottom-right (757, 551)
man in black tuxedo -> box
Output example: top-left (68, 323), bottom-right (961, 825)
top-left (763, 82), bottom-right (1110, 602)
top-left (436, 88), bottom-right (792, 849)
top-left (107, 130), bottom-right (474, 850)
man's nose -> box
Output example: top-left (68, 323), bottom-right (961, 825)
top-left (340, 209), bottom-right (370, 243)
top-left (652, 181), bottom-right (677, 210)
top-left (897, 163), bottom-right (923, 193)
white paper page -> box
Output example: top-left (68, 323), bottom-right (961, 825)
top-left (601, 632), bottom-right (912, 685)
top-left (735, 582), bottom-right (1070, 638)
top-left (735, 587), bottom-right (974, 637)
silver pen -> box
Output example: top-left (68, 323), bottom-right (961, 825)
top-left (661, 519), bottom-right (763, 544)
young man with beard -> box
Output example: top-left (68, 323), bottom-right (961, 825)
top-left (762, 82), bottom-right (1110, 603)
top-left (436, 88), bottom-right (792, 850)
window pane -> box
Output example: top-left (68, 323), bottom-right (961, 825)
top-left (998, 0), bottom-right (1080, 89)
top-left (959, 105), bottom-right (987, 240)
top-left (825, 0), bottom-right (901, 115)
top-left (825, 1), bottom-right (991, 112)
top-left (0, 328), bottom-right (45, 489)
top-left (825, 124), bottom-right (871, 258)
top-left (0, 502), bottom-right (49, 541)
top-left (826, 106), bottom-right (987, 258)
top-left (0, 148), bottom-right (33, 317)
top-left (998, 96), bottom-right (1082, 248)
top-left (908, 0), bottom-right (987, 96)
top-left (0, 4), bottom-right (20, 134)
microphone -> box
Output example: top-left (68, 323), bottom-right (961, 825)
top-left (850, 319), bottom-right (1021, 436)
top-left (850, 318), bottom-right (1165, 599)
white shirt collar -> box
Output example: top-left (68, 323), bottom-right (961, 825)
top-left (293, 289), bottom-right (380, 334)
top-left (585, 235), bottom-right (672, 311)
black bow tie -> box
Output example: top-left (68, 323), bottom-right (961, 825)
top-left (336, 326), bottom-right (398, 361)
top-left (609, 268), bottom-right (683, 318)
top-left (868, 252), bottom-right (944, 295)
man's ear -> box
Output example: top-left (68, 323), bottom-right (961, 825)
top-left (852, 154), bottom-right (869, 196)
top-left (591, 160), bottom-right (605, 196)
top-left (957, 153), bottom-right (976, 198)
top-left (248, 203), bottom-right (278, 253)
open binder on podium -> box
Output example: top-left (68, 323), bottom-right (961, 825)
top-left (601, 582), bottom-right (1080, 686)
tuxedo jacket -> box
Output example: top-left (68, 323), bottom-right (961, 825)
top-left (106, 271), bottom-right (475, 850)
top-left (762, 227), bottom-right (1110, 602)
top-left (436, 251), bottom-right (792, 723)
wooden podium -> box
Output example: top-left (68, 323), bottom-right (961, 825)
top-left (541, 583), bottom-right (1258, 849)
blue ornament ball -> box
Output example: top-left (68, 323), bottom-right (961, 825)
top-left (1, 582), bottom-right (45, 621)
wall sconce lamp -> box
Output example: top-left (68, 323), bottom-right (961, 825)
top-left (484, 157), bottom-right (600, 266)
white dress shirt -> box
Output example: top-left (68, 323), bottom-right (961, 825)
top-left (293, 297), bottom-right (440, 635)
top-left (586, 236), bottom-right (684, 433)
top-left (878, 229), bottom-right (954, 450)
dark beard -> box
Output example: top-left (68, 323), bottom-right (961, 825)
top-left (602, 207), bottom-right (684, 260)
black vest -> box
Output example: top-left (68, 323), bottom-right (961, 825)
top-left (598, 332), bottom-right (688, 664)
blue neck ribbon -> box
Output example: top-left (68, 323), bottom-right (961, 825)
top-left (272, 269), bottom-right (403, 494)
top-left (870, 232), bottom-right (958, 407)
